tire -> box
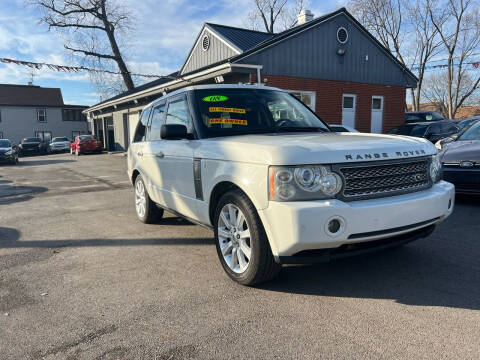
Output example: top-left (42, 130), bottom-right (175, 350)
top-left (134, 175), bottom-right (164, 224)
top-left (214, 189), bottom-right (281, 285)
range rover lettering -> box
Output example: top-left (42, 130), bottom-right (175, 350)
top-left (128, 85), bottom-right (455, 285)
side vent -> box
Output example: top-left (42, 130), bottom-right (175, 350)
top-left (193, 159), bottom-right (203, 200)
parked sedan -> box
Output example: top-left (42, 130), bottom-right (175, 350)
top-left (70, 135), bottom-right (103, 155)
top-left (328, 124), bottom-right (359, 133)
top-left (18, 137), bottom-right (48, 155)
top-left (388, 121), bottom-right (459, 143)
top-left (440, 120), bottom-right (480, 194)
top-left (48, 137), bottom-right (71, 153)
top-left (0, 139), bottom-right (19, 165)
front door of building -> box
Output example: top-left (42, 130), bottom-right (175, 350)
top-left (342, 94), bottom-right (356, 129)
top-left (371, 96), bottom-right (384, 133)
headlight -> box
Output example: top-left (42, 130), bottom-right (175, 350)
top-left (430, 154), bottom-right (442, 183)
top-left (434, 140), bottom-right (442, 150)
top-left (269, 165), bottom-right (343, 201)
top-left (5, 149), bottom-right (12, 155)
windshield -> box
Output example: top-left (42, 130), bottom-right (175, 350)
top-left (52, 137), bottom-right (69, 142)
top-left (79, 135), bottom-right (94, 140)
top-left (0, 139), bottom-right (11, 147)
top-left (23, 138), bottom-right (40, 143)
top-left (458, 121), bottom-right (480, 140)
top-left (458, 118), bottom-right (479, 131)
top-left (195, 89), bottom-right (329, 137)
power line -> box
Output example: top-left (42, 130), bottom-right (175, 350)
top-left (0, 57), bottom-right (176, 80)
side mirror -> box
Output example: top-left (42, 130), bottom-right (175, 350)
top-left (161, 124), bottom-right (188, 140)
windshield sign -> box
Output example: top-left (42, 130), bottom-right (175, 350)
top-left (202, 95), bottom-right (229, 102)
top-left (195, 89), bottom-right (329, 137)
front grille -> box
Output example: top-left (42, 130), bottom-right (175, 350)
top-left (337, 158), bottom-right (432, 200)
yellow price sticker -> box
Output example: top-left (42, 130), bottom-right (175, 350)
top-left (209, 107), bottom-right (246, 114)
top-left (210, 118), bottom-right (248, 126)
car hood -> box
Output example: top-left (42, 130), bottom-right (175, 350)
top-left (195, 132), bottom-right (436, 165)
top-left (0, 147), bottom-right (12, 154)
top-left (51, 141), bottom-right (70, 145)
top-left (441, 140), bottom-right (480, 163)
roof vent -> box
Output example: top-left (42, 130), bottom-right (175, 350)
top-left (297, 9), bottom-right (314, 25)
top-left (202, 34), bottom-right (210, 51)
top-left (337, 27), bottom-right (348, 44)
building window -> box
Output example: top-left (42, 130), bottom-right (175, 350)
top-left (37, 108), bottom-right (47, 123)
top-left (35, 131), bottom-right (52, 142)
top-left (288, 90), bottom-right (316, 111)
top-left (0, 131), bottom-right (3, 139)
top-left (63, 108), bottom-right (86, 121)
top-left (0, 109), bottom-right (2, 122)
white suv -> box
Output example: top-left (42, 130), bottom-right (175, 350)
top-left (128, 85), bottom-right (454, 285)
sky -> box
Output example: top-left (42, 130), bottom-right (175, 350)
top-left (0, 0), bottom-right (346, 105)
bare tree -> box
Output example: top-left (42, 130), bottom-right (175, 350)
top-left (348, 0), bottom-right (441, 111)
top-left (246, 0), bottom-right (307, 33)
top-left (427, 0), bottom-right (480, 118)
top-left (30, 0), bottom-right (135, 91)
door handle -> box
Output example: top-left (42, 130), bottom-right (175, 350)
top-left (156, 151), bottom-right (165, 159)
top-left (137, 151), bottom-right (143, 157)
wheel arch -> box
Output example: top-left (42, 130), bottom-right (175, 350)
top-left (131, 169), bottom-right (140, 185)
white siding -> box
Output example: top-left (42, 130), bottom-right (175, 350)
top-left (0, 106), bottom-right (88, 144)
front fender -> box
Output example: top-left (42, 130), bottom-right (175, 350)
top-left (203, 160), bottom-right (269, 211)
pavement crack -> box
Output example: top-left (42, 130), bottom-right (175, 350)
top-left (32, 324), bottom-right (118, 358)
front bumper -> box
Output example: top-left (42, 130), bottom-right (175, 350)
top-left (443, 167), bottom-right (480, 194)
top-left (0, 153), bottom-right (15, 163)
top-left (50, 145), bottom-right (70, 152)
top-left (258, 181), bottom-right (455, 260)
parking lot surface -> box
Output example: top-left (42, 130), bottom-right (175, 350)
top-left (1, 154), bottom-right (479, 359)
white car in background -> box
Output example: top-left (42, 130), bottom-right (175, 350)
top-left (48, 137), bottom-right (71, 153)
top-left (128, 85), bottom-right (454, 285)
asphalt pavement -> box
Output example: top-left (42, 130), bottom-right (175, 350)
top-left (0, 153), bottom-right (479, 359)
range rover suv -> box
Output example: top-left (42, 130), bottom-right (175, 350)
top-left (128, 85), bottom-right (454, 285)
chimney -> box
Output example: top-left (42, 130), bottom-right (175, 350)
top-left (297, 9), bottom-right (314, 25)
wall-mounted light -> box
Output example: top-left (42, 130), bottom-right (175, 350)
top-left (337, 48), bottom-right (346, 56)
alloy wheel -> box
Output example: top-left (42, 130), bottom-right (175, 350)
top-left (135, 180), bottom-right (146, 218)
top-left (217, 203), bottom-right (251, 274)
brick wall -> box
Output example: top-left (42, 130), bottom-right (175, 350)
top-left (250, 74), bottom-right (407, 133)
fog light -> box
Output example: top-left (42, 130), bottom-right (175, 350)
top-left (328, 219), bottom-right (341, 233)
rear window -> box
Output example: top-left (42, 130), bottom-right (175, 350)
top-left (79, 135), bottom-right (94, 140)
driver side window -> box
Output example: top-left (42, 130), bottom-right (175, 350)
top-left (133, 107), bottom-right (152, 142)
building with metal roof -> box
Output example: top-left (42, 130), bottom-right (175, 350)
top-left (85, 7), bottom-right (417, 151)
